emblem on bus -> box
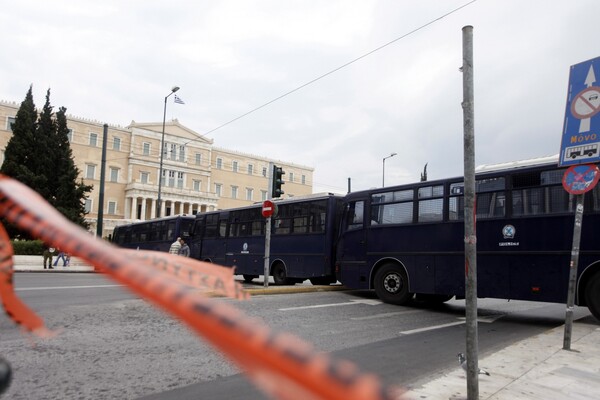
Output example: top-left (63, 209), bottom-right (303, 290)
top-left (502, 225), bottom-right (516, 239)
top-left (241, 242), bottom-right (249, 254)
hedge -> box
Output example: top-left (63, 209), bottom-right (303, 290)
top-left (10, 240), bottom-right (46, 255)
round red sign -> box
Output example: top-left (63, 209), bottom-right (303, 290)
top-left (262, 200), bottom-right (275, 218)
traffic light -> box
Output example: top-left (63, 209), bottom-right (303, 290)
top-left (272, 165), bottom-right (285, 198)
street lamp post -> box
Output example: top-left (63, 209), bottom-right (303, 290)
top-left (382, 152), bottom-right (397, 187)
top-left (156, 86), bottom-right (180, 218)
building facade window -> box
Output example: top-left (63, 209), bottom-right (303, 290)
top-left (168, 170), bottom-right (176, 187)
top-left (193, 180), bottom-right (201, 191)
top-left (6, 116), bottom-right (15, 132)
top-left (289, 172), bottom-right (294, 182)
top-left (195, 153), bottom-right (202, 165)
top-left (216, 158), bottom-right (223, 169)
top-left (85, 164), bottom-right (96, 179)
top-left (261, 190), bottom-right (268, 201)
top-left (109, 167), bottom-right (119, 183)
top-left (231, 186), bottom-right (238, 199)
top-left (113, 137), bottom-right (121, 151)
top-left (177, 172), bottom-right (184, 189)
top-left (215, 183), bottom-right (222, 196)
top-left (143, 142), bottom-right (151, 156)
top-left (140, 172), bottom-right (149, 184)
top-left (84, 199), bottom-right (92, 213)
top-left (179, 145), bottom-right (185, 162)
top-left (89, 132), bottom-right (98, 147)
top-left (262, 166), bottom-right (267, 177)
top-left (170, 143), bottom-right (177, 160)
top-left (247, 164), bottom-right (253, 175)
top-left (302, 174), bottom-right (306, 185)
top-left (246, 188), bottom-right (253, 201)
top-left (67, 128), bottom-right (73, 142)
top-left (107, 201), bottom-right (117, 215)
top-left (232, 161), bottom-right (238, 172)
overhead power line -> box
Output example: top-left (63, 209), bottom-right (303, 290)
top-left (192, 0), bottom-right (479, 141)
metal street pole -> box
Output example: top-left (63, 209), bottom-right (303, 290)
top-left (563, 194), bottom-right (585, 349)
top-left (96, 124), bottom-right (108, 237)
top-left (263, 162), bottom-right (274, 288)
top-left (462, 25), bottom-right (479, 400)
top-left (156, 86), bottom-right (180, 218)
top-left (382, 153), bottom-right (397, 187)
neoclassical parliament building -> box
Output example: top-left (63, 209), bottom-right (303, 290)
top-left (0, 100), bottom-right (313, 237)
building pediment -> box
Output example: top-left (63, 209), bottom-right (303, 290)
top-left (128, 119), bottom-right (213, 145)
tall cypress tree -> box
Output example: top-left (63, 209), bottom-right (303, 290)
top-left (55, 106), bottom-right (92, 229)
top-left (35, 89), bottom-right (57, 203)
top-left (1, 87), bottom-right (93, 237)
top-left (1, 86), bottom-right (39, 189)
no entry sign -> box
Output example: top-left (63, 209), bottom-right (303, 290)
top-left (262, 200), bottom-right (276, 218)
top-left (562, 164), bottom-right (600, 195)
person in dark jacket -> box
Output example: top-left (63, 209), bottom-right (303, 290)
top-left (178, 239), bottom-right (190, 257)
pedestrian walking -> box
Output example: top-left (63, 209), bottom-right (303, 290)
top-left (43, 246), bottom-right (55, 269)
top-left (179, 239), bottom-right (190, 257)
top-left (169, 237), bottom-right (182, 255)
top-left (53, 249), bottom-right (68, 267)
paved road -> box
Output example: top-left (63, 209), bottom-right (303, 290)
top-left (0, 274), bottom-right (591, 399)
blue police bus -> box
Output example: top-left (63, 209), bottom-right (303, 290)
top-left (335, 156), bottom-right (600, 320)
top-left (112, 215), bottom-right (195, 252)
top-left (189, 194), bottom-right (343, 285)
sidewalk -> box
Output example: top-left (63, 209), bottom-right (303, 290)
top-left (404, 318), bottom-right (600, 400)
top-left (13, 255), bottom-right (95, 272)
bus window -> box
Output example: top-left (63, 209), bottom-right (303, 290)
top-left (344, 200), bottom-right (364, 230)
top-left (204, 214), bottom-right (219, 238)
top-left (418, 185), bottom-right (443, 222)
top-left (449, 177), bottom-right (505, 220)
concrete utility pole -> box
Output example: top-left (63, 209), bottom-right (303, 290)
top-left (462, 25), bottom-right (479, 400)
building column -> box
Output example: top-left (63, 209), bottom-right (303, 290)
top-left (131, 197), bottom-right (138, 220)
top-left (140, 197), bottom-right (147, 221)
top-left (150, 198), bottom-right (157, 219)
top-left (124, 196), bottom-right (131, 219)
top-left (160, 198), bottom-right (166, 218)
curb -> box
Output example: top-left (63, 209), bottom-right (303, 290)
top-left (244, 284), bottom-right (349, 296)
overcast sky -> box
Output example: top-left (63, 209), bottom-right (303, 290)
top-left (1, 0), bottom-right (597, 193)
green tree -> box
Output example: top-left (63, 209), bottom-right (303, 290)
top-left (1, 87), bottom-right (93, 237)
top-left (54, 106), bottom-right (92, 229)
top-left (0, 86), bottom-right (39, 189)
top-left (34, 89), bottom-right (57, 202)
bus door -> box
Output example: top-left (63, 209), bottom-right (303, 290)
top-left (337, 200), bottom-right (368, 287)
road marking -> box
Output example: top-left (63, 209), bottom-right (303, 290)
top-left (350, 309), bottom-right (423, 320)
top-left (16, 284), bottom-right (123, 291)
top-left (399, 315), bottom-right (503, 335)
top-left (279, 299), bottom-right (382, 311)
top-left (400, 321), bottom-right (465, 335)
top-left (457, 315), bottom-right (504, 323)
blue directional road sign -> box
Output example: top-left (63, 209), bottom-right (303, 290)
top-left (559, 57), bottom-right (600, 167)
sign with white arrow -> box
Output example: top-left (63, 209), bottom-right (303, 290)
top-left (559, 57), bottom-right (600, 166)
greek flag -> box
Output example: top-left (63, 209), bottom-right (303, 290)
top-left (174, 94), bottom-right (185, 104)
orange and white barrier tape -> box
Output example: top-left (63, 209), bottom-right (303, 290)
top-left (0, 175), bottom-right (403, 400)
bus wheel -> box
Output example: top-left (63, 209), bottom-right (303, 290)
top-left (374, 264), bottom-right (413, 305)
top-left (585, 272), bottom-right (600, 321)
top-left (243, 274), bottom-right (258, 283)
top-left (272, 263), bottom-right (291, 285)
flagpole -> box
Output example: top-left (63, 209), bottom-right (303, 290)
top-left (156, 86), bottom-right (180, 219)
